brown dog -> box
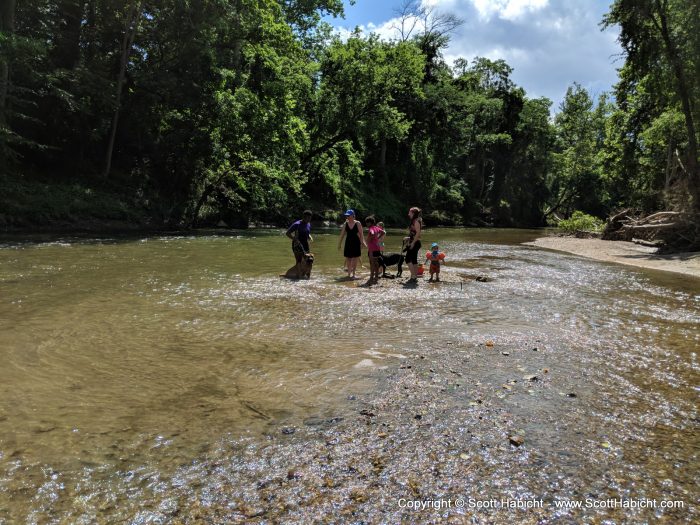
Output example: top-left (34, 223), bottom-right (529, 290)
top-left (281, 253), bottom-right (314, 279)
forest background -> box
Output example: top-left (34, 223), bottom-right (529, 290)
top-left (0, 0), bottom-right (697, 230)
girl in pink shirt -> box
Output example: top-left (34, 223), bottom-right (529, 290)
top-left (365, 215), bottom-right (385, 285)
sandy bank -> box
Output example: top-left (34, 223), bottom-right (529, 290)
top-left (525, 237), bottom-right (700, 279)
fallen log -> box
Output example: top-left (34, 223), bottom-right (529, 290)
top-left (608, 208), bottom-right (633, 223)
top-left (603, 209), bottom-right (699, 251)
top-left (632, 238), bottom-right (665, 248)
top-left (620, 222), bottom-right (681, 230)
top-left (637, 211), bottom-right (682, 223)
top-left (602, 208), bottom-right (637, 240)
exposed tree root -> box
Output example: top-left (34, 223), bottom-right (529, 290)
top-left (603, 209), bottom-right (699, 252)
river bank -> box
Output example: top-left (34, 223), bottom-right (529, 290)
top-left (525, 237), bottom-right (700, 279)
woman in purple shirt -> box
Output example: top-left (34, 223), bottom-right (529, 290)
top-left (286, 210), bottom-right (313, 263)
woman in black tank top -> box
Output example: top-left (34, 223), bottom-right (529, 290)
top-left (406, 207), bottom-right (422, 282)
top-left (338, 209), bottom-right (365, 278)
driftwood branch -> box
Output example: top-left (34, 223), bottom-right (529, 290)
top-left (602, 208), bottom-right (699, 251)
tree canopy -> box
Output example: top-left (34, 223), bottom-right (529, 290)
top-left (0, 0), bottom-right (697, 228)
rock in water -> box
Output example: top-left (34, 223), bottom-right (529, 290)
top-left (509, 435), bottom-right (525, 447)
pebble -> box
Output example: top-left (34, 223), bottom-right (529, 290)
top-left (509, 435), bottom-right (525, 447)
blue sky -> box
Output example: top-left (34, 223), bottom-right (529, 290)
top-left (326, 0), bottom-right (622, 111)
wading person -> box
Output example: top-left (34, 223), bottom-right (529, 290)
top-left (365, 215), bottom-right (384, 285)
top-left (425, 242), bottom-right (446, 282)
top-left (377, 221), bottom-right (386, 254)
top-left (286, 210), bottom-right (313, 263)
top-left (405, 207), bottom-right (423, 283)
top-left (338, 209), bottom-right (364, 279)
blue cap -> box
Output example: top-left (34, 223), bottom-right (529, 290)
top-left (344, 209), bottom-right (355, 216)
top-left (431, 242), bottom-right (438, 248)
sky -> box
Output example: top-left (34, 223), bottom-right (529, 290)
top-left (326, 0), bottom-right (623, 112)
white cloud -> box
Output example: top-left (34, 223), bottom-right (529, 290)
top-left (366, 20), bottom-right (406, 41)
top-left (333, 17), bottom-right (409, 42)
top-left (332, 0), bottom-right (620, 110)
top-left (471, 0), bottom-right (549, 21)
top-left (422, 0), bottom-right (459, 8)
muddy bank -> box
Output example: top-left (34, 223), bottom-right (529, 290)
top-left (525, 237), bottom-right (700, 278)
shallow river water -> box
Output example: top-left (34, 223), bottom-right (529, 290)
top-left (0, 229), bottom-right (698, 523)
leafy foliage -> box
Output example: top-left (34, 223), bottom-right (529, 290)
top-left (1, 0), bottom-right (696, 228)
top-left (557, 211), bottom-right (605, 233)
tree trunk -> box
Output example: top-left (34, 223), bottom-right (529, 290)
top-left (664, 139), bottom-right (673, 192)
top-left (52, 1), bottom-right (84, 69)
top-left (301, 129), bottom-right (349, 168)
top-left (189, 171), bottom-right (231, 228)
top-left (85, 0), bottom-right (96, 63)
top-left (103, 1), bottom-right (142, 178)
top-left (654, 0), bottom-right (700, 210)
top-left (0, 0), bottom-right (16, 129)
top-left (543, 189), bottom-right (572, 219)
top-left (379, 137), bottom-right (387, 182)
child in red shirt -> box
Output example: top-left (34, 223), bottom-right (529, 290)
top-left (425, 242), bottom-right (446, 282)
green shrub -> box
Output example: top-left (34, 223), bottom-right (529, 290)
top-left (558, 211), bottom-right (605, 233)
top-left (0, 175), bottom-right (146, 226)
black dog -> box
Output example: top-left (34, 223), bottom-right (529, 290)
top-left (377, 252), bottom-right (405, 277)
top-left (377, 238), bottom-right (409, 277)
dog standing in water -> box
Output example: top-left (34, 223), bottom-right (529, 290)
top-left (282, 253), bottom-right (314, 279)
top-left (377, 237), bottom-right (409, 277)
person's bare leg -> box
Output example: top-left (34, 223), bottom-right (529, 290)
top-left (407, 262), bottom-right (416, 279)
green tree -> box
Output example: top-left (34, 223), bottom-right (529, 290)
top-left (303, 34), bottom-right (424, 210)
top-left (547, 84), bottom-right (602, 218)
top-left (604, 0), bottom-right (700, 211)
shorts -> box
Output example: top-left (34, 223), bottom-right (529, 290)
top-left (292, 239), bottom-right (309, 258)
top-left (369, 250), bottom-right (382, 258)
top-left (405, 240), bottom-right (421, 265)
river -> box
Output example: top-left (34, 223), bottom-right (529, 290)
top-left (0, 228), bottom-right (697, 523)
